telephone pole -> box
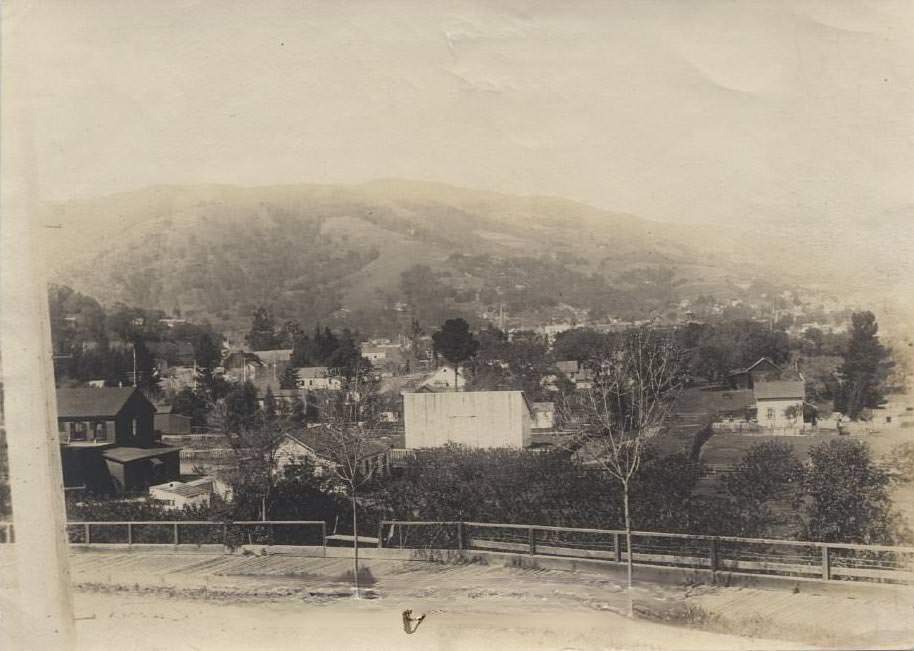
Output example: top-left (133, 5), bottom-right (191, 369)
top-left (0, 153), bottom-right (76, 645)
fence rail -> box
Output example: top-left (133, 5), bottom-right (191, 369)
top-left (0, 520), bottom-right (326, 551)
top-left (377, 520), bottom-right (914, 585)
top-left (3, 518), bottom-right (913, 585)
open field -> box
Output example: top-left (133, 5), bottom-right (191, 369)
top-left (4, 548), bottom-right (913, 650)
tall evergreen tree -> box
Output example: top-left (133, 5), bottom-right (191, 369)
top-left (432, 318), bottom-right (480, 390)
top-left (279, 365), bottom-right (300, 390)
top-left (836, 311), bottom-right (893, 419)
top-left (263, 386), bottom-right (277, 422)
top-left (245, 306), bottom-right (280, 351)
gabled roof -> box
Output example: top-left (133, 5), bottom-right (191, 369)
top-left (151, 480), bottom-right (212, 498)
top-left (102, 446), bottom-right (179, 463)
top-left (753, 380), bottom-right (805, 400)
top-left (56, 387), bottom-right (152, 419)
top-left (253, 349), bottom-right (293, 365)
top-left (223, 351), bottom-right (264, 367)
top-left (729, 357), bottom-right (781, 376)
top-left (283, 430), bottom-right (388, 462)
top-left (296, 366), bottom-right (331, 379)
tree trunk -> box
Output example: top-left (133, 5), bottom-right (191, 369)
top-left (623, 483), bottom-right (634, 618)
top-left (351, 488), bottom-right (360, 599)
top-left (454, 364), bottom-right (459, 392)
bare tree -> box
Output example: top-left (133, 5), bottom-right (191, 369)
top-left (560, 327), bottom-right (683, 617)
top-left (215, 400), bottom-right (287, 522)
top-left (317, 370), bottom-right (386, 598)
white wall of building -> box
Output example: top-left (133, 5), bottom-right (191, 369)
top-left (403, 390), bottom-right (531, 449)
top-left (757, 397), bottom-right (804, 429)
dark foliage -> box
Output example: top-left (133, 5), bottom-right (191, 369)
top-left (834, 311), bottom-right (893, 419)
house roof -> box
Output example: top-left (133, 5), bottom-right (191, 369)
top-left (253, 349), bottom-right (293, 365)
top-left (555, 360), bottom-right (580, 374)
top-left (223, 351), bottom-right (264, 367)
top-left (151, 480), bottom-right (212, 498)
top-left (56, 387), bottom-right (152, 419)
top-left (296, 366), bottom-right (332, 379)
top-left (753, 380), bottom-right (805, 400)
top-left (102, 446), bottom-right (180, 463)
top-left (283, 430), bottom-right (388, 462)
top-left (147, 341), bottom-right (195, 359)
top-left (729, 357), bottom-right (780, 376)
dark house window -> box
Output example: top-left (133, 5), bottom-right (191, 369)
top-left (70, 422), bottom-right (88, 442)
top-left (94, 421), bottom-right (108, 442)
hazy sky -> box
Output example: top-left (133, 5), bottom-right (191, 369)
top-left (6, 1), bottom-right (914, 229)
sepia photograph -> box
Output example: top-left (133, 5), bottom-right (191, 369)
top-left (2, 1), bottom-right (914, 649)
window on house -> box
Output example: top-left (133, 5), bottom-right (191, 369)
top-left (94, 421), bottom-right (108, 442)
top-left (70, 422), bottom-right (88, 442)
top-left (132, 419), bottom-right (138, 437)
top-left (766, 408), bottom-right (775, 421)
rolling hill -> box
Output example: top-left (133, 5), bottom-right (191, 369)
top-left (38, 180), bottom-right (858, 337)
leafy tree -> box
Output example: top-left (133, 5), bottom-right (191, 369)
top-left (262, 386), bottom-right (277, 422)
top-left (723, 441), bottom-right (805, 537)
top-left (288, 395), bottom-right (306, 424)
top-left (803, 438), bottom-right (903, 544)
top-left (835, 311), bottom-right (893, 419)
top-left (552, 328), bottom-right (613, 363)
top-left (245, 306), bottom-right (281, 351)
top-left (221, 410), bottom-right (288, 522)
top-left (432, 318), bottom-right (479, 390)
top-left (170, 387), bottom-right (210, 427)
top-left (279, 365), bottom-right (300, 390)
top-left (223, 381), bottom-right (259, 431)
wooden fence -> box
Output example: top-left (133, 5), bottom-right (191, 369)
top-left (376, 520), bottom-right (914, 585)
top-left (2, 518), bottom-right (912, 585)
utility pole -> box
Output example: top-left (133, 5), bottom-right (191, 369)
top-left (0, 115), bottom-right (77, 647)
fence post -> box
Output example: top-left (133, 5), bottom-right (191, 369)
top-left (127, 522), bottom-right (133, 546)
top-left (377, 522), bottom-right (384, 549)
top-left (528, 527), bottom-right (536, 555)
top-left (821, 546), bottom-right (831, 581)
top-left (223, 523), bottom-right (228, 549)
top-left (174, 523), bottom-right (179, 546)
top-left (709, 538), bottom-right (719, 572)
top-left (456, 522), bottom-right (464, 552)
top-left (614, 533), bottom-right (621, 562)
top-left (85, 523), bottom-right (90, 545)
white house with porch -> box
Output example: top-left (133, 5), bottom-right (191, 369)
top-left (754, 380), bottom-right (806, 431)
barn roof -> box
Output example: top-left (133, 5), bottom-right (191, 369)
top-left (753, 380), bottom-right (805, 400)
top-left (283, 430), bottom-right (388, 461)
top-left (102, 446), bottom-right (179, 463)
top-left (56, 387), bottom-right (152, 419)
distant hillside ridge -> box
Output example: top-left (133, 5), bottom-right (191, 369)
top-left (40, 179), bottom-right (842, 336)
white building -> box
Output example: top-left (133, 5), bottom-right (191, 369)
top-left (419, 365), bottom-right (467, 391)
top-left (403, 390), bottom-right (533, 449)
top-left (531, 402), bottom-right (556, 430)
top-left (149, 478), bottom-right (214, 510)
top-left (295, 367), bottom-right (343, 391)
top-left (754, 381), bottom-right (805, 431)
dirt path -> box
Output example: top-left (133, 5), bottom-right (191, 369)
top-left (70, 591), bottom-right (812, 651)
top-left (4, 549), bottom-right (913, 649)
